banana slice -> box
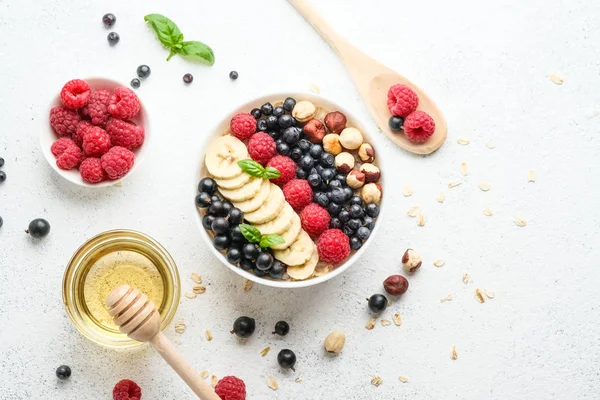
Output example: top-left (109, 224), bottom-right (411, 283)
top-left (286, 244), bottom-right (319, 280)
top-left (273, 230), bottom-right (314, 266)
top-left (244, 184), bottom-right (285, 224)
top-left (219, 177), bottom-right (263, 202)
top-left (270, 212), bottom-right (301, 250)
top-left (232, 179), bottom-right (271, 213)
top-left (254, 204), bottom-right (294, 235)
top-left (205, 135), bottom-right (248, 179)
top-left (215, 172), bottom-right (252, 190)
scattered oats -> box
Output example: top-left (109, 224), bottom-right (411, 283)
top-left (440, 294), bottom-right (453, 303)
top-left (514, 217), bottom-right (527, 227)
top-left (437, 191), bottom-right (446, 203)
top-left (485, 142), bottom-right (496, 149)
top-left (381, 319), bottom-right (391, 326)
top-left (478, 182), bottom-right (491, 192)
top-left (191, 273), bottom-right (202, 284)
top-left (211, 375), bottom-right (218, 388)
top-left (417, 213), bottom-right (425, 226)
top-left (243, 279), bottom-right (253, 292)
top-left (267, 376), bottom-right (279, 390)
top-left (462, 273), bottom-right (470, 284)
top-left (113, 181), bottom-right (123, 187)
top-left (184, 291), bottom-right (197, 299)
top-left (295, 377), bottom-right (302, 383)
top-left (260, 346), bottom-right (271, 357)
top-left (366, 317), bottom-right (376, 330)
top-left (484, 289), bottom-right (496, 299)
top-left (457, 137), bottom-right (470, 145)
top-left (433, 259), bottom-right (446, 267)
top-left (174, 321), bottom-right (186, 334)
top-left (387, 298), bottom-right (393, 307)
top-left (448, 180), bottom-right (462, 188)
top-left (460, 162), bottom-right (469, 176)
top-left (528, 169), bottom-right (536, 182)
top-left (483, 206), bottom-right (493, 216)
top-left (393, 313), bottom-right (402, 326)
top-left (475, 288), bottom-right (486, 303)
top-left (451, 345), bottom-right (458, 360)
top-left (313, 264), bottom-right (333, 277)
top-left (371, 376), bottom-right (383, 387)
top-left (201, 370), bottom-right (209, 379)
top-left (377, 126), bottom-right (382, 132)
top-left (193, 285), bottom-right (206, 294)
top-left (308, 82), bottom-right (321, 94)
top-left (398, 376), bottom-right (409, 383)
top-left (402, 185), bottom-right (413, 197)
top-left (407, 205), bottom-right (420, 217)
top-left (549, 73), bottom-right (564, 85)
top-left (205, 329), bottom-right (213, 341)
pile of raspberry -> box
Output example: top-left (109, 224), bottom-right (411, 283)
top-left (49, 79), bottom-right (144, 184)
top-left (387, 84), bottom-right (436, 143)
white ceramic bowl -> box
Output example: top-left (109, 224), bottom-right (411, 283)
top-left (194, 92), bottom-right (386, 289)
top-left (42, 78), bottom-right (149, 187)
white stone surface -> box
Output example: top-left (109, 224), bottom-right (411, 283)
top-left (1, 0), bottom-right (599, 398)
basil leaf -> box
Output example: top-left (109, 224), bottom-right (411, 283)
top-left (144, 14), bottom-right (184, 55)
top-left (238, 159), bottom-right (265, 178)
top-left (178, 41), bottom-right (215, 65)
top-left (260, 234), bottom-right (285, 249)
top-left (263, 167), bottom-right (281, 180)
top-left (239, 224), bottom-right (262, 244)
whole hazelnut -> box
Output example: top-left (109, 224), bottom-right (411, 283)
top-left (334, 152), bottom-right (355, 174)
top-left (358, 143), bottom-right (375, 163)
top-left (361, 183), bottom-right (382, 204)
top-left (383, 275), bottom-right (409, 296)
top-left (346, 170), bottom-right (365, 189)
top-left (324, 330), bottom-right (346, 354)
top-left (402, 249), bottom-right (422, 273)
top-left (303, 119), bottom-right (326, 143)
top-left (323, 134), bottom-right (343, 155)
top-left (359, 163), bottom-right (381, 183)
top-left (339, 127), bottom-right (364, 150)
top-left (324, 111), bottom-right (347, 134)
top-left (292, 100), bottom-right (316, 122)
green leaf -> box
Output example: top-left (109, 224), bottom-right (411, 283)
top-left (237, 159), bottom-right (265, 178)
top-left (260, 234), bottom-right (285, 249)
top-left (263, 167), bottom-right (281, 180)
top-left (144, 14), bottom-right (184, 51)
top-left (239, 224), bottom-right (262, 244)
top-left (178, 41), bottom-right (215, 65)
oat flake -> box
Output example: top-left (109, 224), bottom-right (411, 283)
top-left (451, 345), bottom-right (458, 360)
top-left (478, 183), bottom-right (491, 192)
top-left (485, 142), bottom-right (496, 149)
top-left (381, 319), bottom-right (391, 326)
top-left (483, 207), bottom-right (493, 216)
top-left (366, 317), bottom-right (376, 330)
top-left (174, 321), bottom-right (186, 334)
top-left (260, 346), bottom-right (271, 357)
top-left (460, 162), bottom-right (469, 176)
top-left (407, 205), bottom-right (420, 217)
top-left (267, 376), bottom-right (279, 390)
top-left (205, 330), bottom-right (213, 341)
top-left (448, 180), bottom-right (462, 188)
top-left (398, 376), bottom-right (409, 383)
top-left (184, 292), bottom-right (197, 299)
top-left (434, 259), bottom-right (446, 267)
top-left (243, 279), bottom-right (253, 292)
top-left (191, 273), bottom-right (202, 284)
top-left (295, 377), bottom-right (302, 383)
top-left (440, 294), bottom-right (453, 303)
top-left (402, 185), bottom-right (413, 197)
top-left (371, 376), bottom-right (383, 387)
top-left (308, 82), bottom-right (321, 94)
top-left (462, 273), bottom-right (470, 284)
top-left (393, 313), bottom-right (403, 326)
top-left (484, 289), bottom-right (496, 299)
top-left (201, 370), bottom-right (209, 379)
top-left (313, 264), bottom-right (333, 277)
top-left (514, 217), bottom-right (527, 227)
top-left (549, 73), bottom-right (564, 85)
top-left (457, 138), bottom-right (470, 145)
top-left (437, 191), bottom-right (446, 203)
top-left (528, 170), bottom-right (536, 182)
top-left (417, 213), bottom-right (425, 226)
top-left (211, 375), bottom-right (218, 388)
top-left (475, 288), bottom-right (486, 303)
top-left (193, 285), bottom-right (206, 294)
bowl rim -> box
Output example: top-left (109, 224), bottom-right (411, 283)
top-left (42, 77), bottom-right (150, 188)
top-left (194, 91), bottom-right (386, 289)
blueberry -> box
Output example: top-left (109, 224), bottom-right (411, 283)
top-left (349, 204), bottom-right (364, 219)
top-left (320, 153), bottom-right (335, 167)
top-left (261, 102), bottom-right (274, 115)
top-left (299, 155), bottom-right (315, 170)
top-left (253, 266), bottom-right (267, 277)
top-left (229, 208), bottom-right (244, 225)
top-left (211, 217), bottom-right (230, 234)
top-left (283, 127), bottom-right (301, 144)
top-left (130, 78), bottom-right (140, 89)
top-left (278, 114), bottom-right (293, 129)
top-left (229, 70), bottom-right (239, 80)
top-left (357, 226), bottom-right (371, 240)
top-left (195, 192), bottom-right (212, 208)
top-left (27, 219), bottom-right (50, 239)
top-left (273, 106), bottom-right (285, 117)
top-left (256, 252), bottom-right (274, 271)
top-left (56, 365), bottom-right (71, 380)
top-left (349, 196), bottom-right (363, 207)
top-left (309, 144), bottom-right (323, 159)
top-left (251, 108), bottom-right (262, 119)
top-left (389, 116), bottom-right (404, 131)
top-left (107, 32), bottom-right (120, 46)
top-left (309, 167), bottom-right (318, 176)
top-left (334, 174), bottom-right (347, 185)
top-left (327, 202), bottom-right (341, 216)
top-left (330, 218), bottom-right (342, 229)
top-left (222, 201), bottom-right (233, 215)
top-left (343, 224), bottom-right (356, 236)
top-left (350, 236), bottom-right (363, 250)
top-left (243, 243), bottom-right (259, 260)
top-left (213, 234), bottom-right (231, 250)
top-left (240, 258), bottom-right (254, 271)
top-left (314, 192), bottom-right (329, 207)
top-left (320, 182), bottom-right (330, 192)
top-left (265, 115), bottom-right (277, 129)
top-left (306, 174), bottom-right (320, 188)
top-left (330, 188), bottom-right (346, 204)
top-left (276, 141), bottom-right (290, 156)
top-left (367, 294), bottom-right (388, 313)
top-left (290, 147), bottom-right (303, 161)
top-left (209, 201), bottom-right (225, 216)
top-left (198, 178), bottom-right (217, 194)
top-left (232, 316), bottom-right (255, 338)
top-left (329, 180), bottom-right (342, 190)
top-left (102, 13), bottom-right (116, 28)
top-left (296, 168), bottom-right (307, 179)
top-left (183, 73), bottom-right (194, 84)
top-left (202, 214), bottom-right (215, 230)
top-left (257, 119), bottom-right (268, 132)
top-left (277, 349), bottom-right (297, 370)
top-left (320, 168), bottom-right (335, 183)
top-left (283, 97), bottom-right (297, 112)
top-left (226, 248), bottom-right (242, 264)
top-left (297, 139), bottom-right (311, 153)
top-left (269, 260), bottom-right (286, 279)
top-left (343, 187), bottom-right (353, 200)
top-left (362, 216), bottom-right (375, 230)
top-left (338, 210), bottom-right (351, 223)
top-left (273, 321), bottom-right (290, 336)
top-left (137, 65), bottom-right (151, 78)
top-left (230, 225), bottom-right (245, 243)
top-left (365, 203), bottom-right (380, 218)
top-left (347, 218), bottom-right (361, 231)
top-left (267, 130), bottom-right (280, 141)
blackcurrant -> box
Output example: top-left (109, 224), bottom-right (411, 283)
top-left (209, 201), bottom-right (224, 216)
top-left (130, 78), bottom-right (140, 89)
top-left (226, 248), bottom-right (242, 264)
top-left (256, 252), bottom-right (274, 271)
top-left (183, 73), bottom-right (194, 84)
top-left (231, 316), bottom-right (255, 338)
top-left (211, 217), bottom-right (230, 234)
top-left (243, 243), bottom-right (259, 260)
top-left (198, 178), bottom-right (216, 194)
top-left (253, 266), bottom-right (267, 277)
top-left (269, 260), bottom-right (286, 279)
top-left (389, 116), bottom-right (404, 131)
top-left (107, 32), bottom-right (120, 46)
top-left (136, 65), bottom-right (151, 78)
top-left (228, 208), bottom-right (244, 225)
top-left (277, 349), bottom-right (297, 370)
top-left (202, 214), bottom-right (215, 230)
top-left (222, 201), bottom-right (233, 215)
top-left (195, 192), bottom-right (212, 208)
top-left (240, 258), bottom-right (254, 271)
top-left (56, 365), bottom-right (71, 380)
top-left (230, 225), bottom-right (245, 243)
top-left (273, 321), bottom-right (290, 336)
top-left (213, 234), bottom-right (231, 250)
top-left (27, 218), bottom-right (50, 239)
top-left (229, 70), bottom-right (239, 80)
top-left (102, 13), bottom-right (116, 28)
top-left (367, 294), bottom-right (388, 313)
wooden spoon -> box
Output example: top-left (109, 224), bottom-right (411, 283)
top-left (106, 285), bottom-right (221, 400)
top-left (289, 0), bottom-right (447, 155)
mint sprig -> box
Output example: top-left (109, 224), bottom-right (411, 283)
top-left (239, 224), bottom-right (285, 249)
top-left (144, 14), bottom-right (215, 64)
top-left (238, 159), bottom-right (281, 180)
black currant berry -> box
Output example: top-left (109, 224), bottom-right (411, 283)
top-left (211, 217), bottom-right (230, 234)
top-left (226, 248), bottom-right (242, 264)
top-left (56, 365), bottom-right (71, 380)
top-left (229, 71), bottom-right (239, 80)
top-left (130, 78), bottom-right (140, 89)
top-left (195, 192), bottom-right (212, 208)
top-left (389, 116), bottom-right (404, 131)
top-left (269, 260), bottom-right (286, 279)
top-left (240, 258), bottom-right (254, 271)
top-left (213, 234), bottom-right (231, 250)
top-left (231, 316), bottom-right (256, 338)
top-left (26, 218), bottom-right (50, 239)
top-left (137, 65), bottom-right (151, 78)
top-left (202, 214), bottom-right (215, 230)
top-left (183, 73), bottom-right (194, 84)
top-left (277, 349), bottom-right (297, 370)
top-left (107, 32), bottom-right (120, 46)
top-left (367, 294), bottom-right (388, 313)
top-left (102, 13), bottom-right (116, 28)
top-left (198, 178), bottom-right (217, 194)
top-left (229, 208), bottom-right (243, 225)
top-left (273, 321), bottom-right (290, 336)
top-left (243, 243), bottom-right (259, 260)
top-left (256, 252), bottom-right (274, 271)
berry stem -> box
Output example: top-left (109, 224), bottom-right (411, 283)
top-left (230, 329), bottom-right (236, 335)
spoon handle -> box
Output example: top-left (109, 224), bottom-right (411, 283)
top-left (149, 333), bottom-right (221, 400)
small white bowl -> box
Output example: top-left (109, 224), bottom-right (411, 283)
top-left (194, 92), bottom-right (386, 289)
top-left (42, 77), bottom-right (150, 188)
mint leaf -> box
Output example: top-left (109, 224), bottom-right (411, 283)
top-left (239, 224), bottom-right (261, 244)
top-left (238, 159), bottom-right (266, 178)
top-left (263, 167), bottom-right (281, 180)
top-left (178, 41), bottom-right (215, 65)
top-left (144, 14), bottom-right (184, 55)
top-left (260, 234), bottom-right (285, 249)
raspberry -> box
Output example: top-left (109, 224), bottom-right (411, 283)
top-left (51, 138), bottom-right (78, 157)
top-left (83, 89), bottom-right (112, 126)
top-left (387, 84), bottom-right (418, 117)
top-left (317, 229), bottom-right (351, 264)
top-left (82, 126), bottom-right (111, 157)
top-left (283, 179), bottom-right (313, 211)
top-left (300, 203), bottom-right (331, 237)
top-left (266, 155), bottom-right (296, 186)
top-left (403, 111), bottom-right (436, 143)
top-left (60, 79), bottom-right (91, 110)
top-left (50, 106), bottom-right (80, 137)
top-left (215, 376), bottom-right (246, 400)
top-left (108, 86), bottom-right (141, 120)
top-left (247, 132), bottom-right (276, 165)
top-left (55, 145), bottom-right (82, 170)
top-left (106, 118), bottom-right (145, 150)
top-left (101, 146), bottom-right (135, 180)
top-left (74, 120), bottom-right (93, 147)
top-left (112, 379), bottom-right (142, 400)
top-left (79, 158), bottom-right (105, 183)
top-left (230, 113), bottom-right (256, 140)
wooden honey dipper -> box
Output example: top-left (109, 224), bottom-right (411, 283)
top-left (106, 285), bottom-right (221, 400)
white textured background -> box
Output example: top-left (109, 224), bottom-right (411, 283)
top-left (1, 0), bottom-right (599, 399)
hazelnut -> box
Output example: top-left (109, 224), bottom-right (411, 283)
top-left (358, 143), bottom-right (375, 163)
top-left (359, 163), bottom-right (381, 183)
top-left (303, 119), bottom-right (326, 143)
top-left (339, 127), bottom-right (364, 150)
top-left (323, 134), bottom-right (342, 155)
top-left (334, 152), bottom-right (355, 174)
top-left (324, 111), bottom-right (347, 134)
top-left (402, 249), bottom-right (422, 273)
top-left (383, 275), bottom-right (409, 296)
top-left (361, 183), bottom-right (382, 204)
top-left (346, 170), bottom-right (365, 189)
top-left (292, 100), bottom-right (316, 122)
top-left (324, 330), bottom-right (346, 354)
